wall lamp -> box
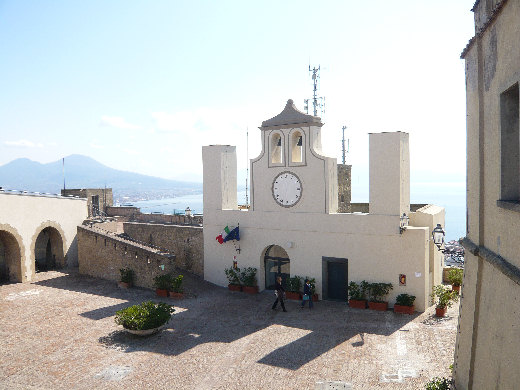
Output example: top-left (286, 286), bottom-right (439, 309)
top-left (432, 223), bottom-right (446, 252)
top-left (399, 213), bottom-right (409, 234)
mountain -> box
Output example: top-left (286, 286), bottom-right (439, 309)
top-left (0, 154), bottom-right (202, 195)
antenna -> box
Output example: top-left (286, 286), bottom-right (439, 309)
top-left (304, 65), bottom-right (325, 116)
top-left (62, 157), bottom-right (66, 190)
top-left (245, 127), bottom-right (249, 206)
top-left (341, 126), bottom-right (347, 164)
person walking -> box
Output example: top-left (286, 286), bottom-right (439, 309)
top-left (272, 276), bottom-right (287, 312)
top-left (301, 279), bottom-right (313, 309)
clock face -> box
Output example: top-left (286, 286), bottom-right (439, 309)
top-left (272, 171), bottom-right (302, 207)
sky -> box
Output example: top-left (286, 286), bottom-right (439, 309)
top-left (0, 1), bottom-right (475, 195)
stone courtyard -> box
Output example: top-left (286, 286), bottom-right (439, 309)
top-left (0, 271), bottom-right (457, 389)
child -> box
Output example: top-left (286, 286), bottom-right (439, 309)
top-left (301, 279), bottom-right (313, 309)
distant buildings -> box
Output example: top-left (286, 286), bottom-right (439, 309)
top-left (455, 0), bottom-right (520, 388)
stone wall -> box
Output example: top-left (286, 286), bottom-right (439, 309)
top-left (77, 225), bottom-right (176, 289)
top-left (106, 206), bottom-right (203, 226)
top-left (337, 164), bottom-right (352, 213)
top-left (123, 222), bottom-right (204, 276)
top-left (106, 206), bottom-right (140, 218)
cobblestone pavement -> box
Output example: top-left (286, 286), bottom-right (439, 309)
top-left (0, 271), bottom-right (458, 390)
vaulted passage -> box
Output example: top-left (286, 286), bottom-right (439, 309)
top-left (0, 231), bottom-right (22, 282)
top-left (264, 245), bottom-right (290, 289)
top-left (35, 227), bottom-right (65, 271)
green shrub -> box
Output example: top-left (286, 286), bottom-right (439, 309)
top-left (431, 285), bottom-right (459, 309)
top-left (425, 377), bottom-right (451, 390)
top-left (368, 282), bottom-right (393, 303)
top-left (447, 268), bottom-right (463, 286)
top-left (115, 301), bottom-right (175, 330)
top-left (348, 280), bottom-right (369, 300)
top-left (286, 276), bottom-right (302, 292)
top-left (153, 274), bottom-right (172, 290)
top-left (224, 266), bottom-right (241, 285)
top-left (119, 267), bottom-right (135, 283)
top-left (395, 293), bottom-right (416, 307)
top-left (240, 267), bottom-right (258, 287)
top-left (171, 274), bottom-right (184, 293)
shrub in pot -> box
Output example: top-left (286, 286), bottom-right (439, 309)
top-left (447, 268), bottom-right (463, 293)
top-left (154, 274), bottom-right (172, 297)
top-left (115, 300), bottom-right (174, 336)
top-left (285, 276), bottom-right (302, 300)
top-left (367, 282), bottom-right (393, 311)
top-left (118, 267), bottom-right (135, 288)
top-left (224, 266), bottom-right (242, 291)
top-left (431, 285), bottom-right (459, 317)
top-left (240, 267), bottom-right (258, 294)
top-left (169, 274), bottom-right (184, 299)
top-left (348, 280), bottom-right (369, 309)
top-left (393, 293), bottom-right (416, 314)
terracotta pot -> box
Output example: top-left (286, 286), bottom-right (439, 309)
top-left (435, 307), bottom-right (447, 317)
top-left (228, 284), bottom-right (242, 292)
top-left (349, 299), bottom-right (367, 309)
top-left (368, 301), bottom-right (388, 311)
top-left (155, 288), bottom-right (168, 297)
top-left (312, 294), bottom-right (319, 302)
top-left (452, 285), bottom-right (461, 293)
top-left (169, 291), bottom-right (184, 299)
top-left (124, 324), bottom-right (166, 336)
top-left (242, 285), bottom-right (259, 294)
top-left (285, 291), bottom-right (301, 300)
top-left (393, 304), bottom-right (415, 315)
top-left (118, 281), bottom-right (132, 289)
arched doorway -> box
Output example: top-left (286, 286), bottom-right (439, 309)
top-left (264, 245), bottom-right (290, 289)
top-left (0, 230), bottom-right (23, 282)
top-left (34, 227), bottom-right (64, 272)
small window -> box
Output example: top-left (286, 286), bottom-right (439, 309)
top-left (500, 83), bottom-right (520, 201)
top-left (271, 133), bottom-right (283, 164)
top-left (291, 131), bottom-right (303, 163)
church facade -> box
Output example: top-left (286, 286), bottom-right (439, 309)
top-left (202, 99), bottom-right (444, 311)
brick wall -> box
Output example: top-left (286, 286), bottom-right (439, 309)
top-left (77, 225), bottom-right (176, 289)
top-left (123, 222), bottom-right (204, 276)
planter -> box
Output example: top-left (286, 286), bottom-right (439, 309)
top-left (368, 301), bottom-right (388, 311)
top-left (156, 288), bottom-right (168, 297)
top-left (242, 285), bottom-right (259, 294)
top-left (169, 291), bottom-right (184, 299)
top-left (124, 324), bottom-right (166, 336)
top-left (312, 294), bottom-right (319, 302)
top-left (435, 307), bottom-right (447, 317)
top-left (452, 285), bottom-right (461, 293)
top-left (285, 291), bottom-right (301, 300)
top-left (228, 284), bottom-right (242, 292)
top-left (118, 281), bottom-right (132, 289)
top-left (349, 299), bottom-right (367, 309)
top-left (393, 304), bottom-right (415, 315)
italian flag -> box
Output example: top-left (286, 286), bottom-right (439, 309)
top-left (216, 226), bottom-right (230, 244)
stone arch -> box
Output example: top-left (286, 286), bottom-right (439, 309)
top-left (31, 221), bottom-right (67, 274)
top-left (0, 224), bottom-right (25, 283)
top-left (262, 244), bottom-right (290, 290)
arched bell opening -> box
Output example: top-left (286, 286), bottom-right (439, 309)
top-left (270, 132), bottom-right (283, 164)
top-left (0, 230), bottom-right (23, 283)
top-left (34, 227), bottom-right (64, 272)
top-left (290, 130), bottom-right (303, 163)
top-left (263, 244), bottom-right (290, 290)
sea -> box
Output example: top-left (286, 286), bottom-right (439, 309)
top-left (130, 186), bottom-right (465, 242)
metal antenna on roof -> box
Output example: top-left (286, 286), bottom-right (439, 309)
top-left (304, 65), bottom-right (325, 117)
top-left (341, 125), bottom-right (348, 165)
top-left (245, 127), bottom-right (249, 206)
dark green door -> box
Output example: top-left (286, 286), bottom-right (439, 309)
top-left (327, 261), bottom-right (348, 300)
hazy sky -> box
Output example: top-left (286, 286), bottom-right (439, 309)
top-left (0, 1), bottom-right (474, 189)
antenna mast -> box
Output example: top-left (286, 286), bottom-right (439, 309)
top-left (245, 127), bottom-right (249, 206)
top-left (304, 65), bottom-right (325, 116)
top-left (341, 126), bottom-right (347, 164)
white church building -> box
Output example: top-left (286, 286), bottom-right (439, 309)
top-left (202, 99), bottom-right (444, 311)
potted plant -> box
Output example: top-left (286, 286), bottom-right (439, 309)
top-left (393, 293), bottom-right (416, 314)
top-left (367, 282), bottom-right (393, 311)
top-left (348, 280), bottom-right (369, 309)
top-left (154, 274), bottom-right (172, 297)
top-left (169, 274), bottom-right (184, 299)
top-left (115, 300), bottom-right (175, 336)
top-left (447, 268), bottom-right (463, 293)
top-left (118, 267), bottom-right (135, 288)
top-left (431, 284), bottom-right (459, 317)
top-left (224, 266), bottom-right (242, 291)
top-left (285, 276), bottom-right (302, 300)
top-left (240, 267), bottom-right (259, 294)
